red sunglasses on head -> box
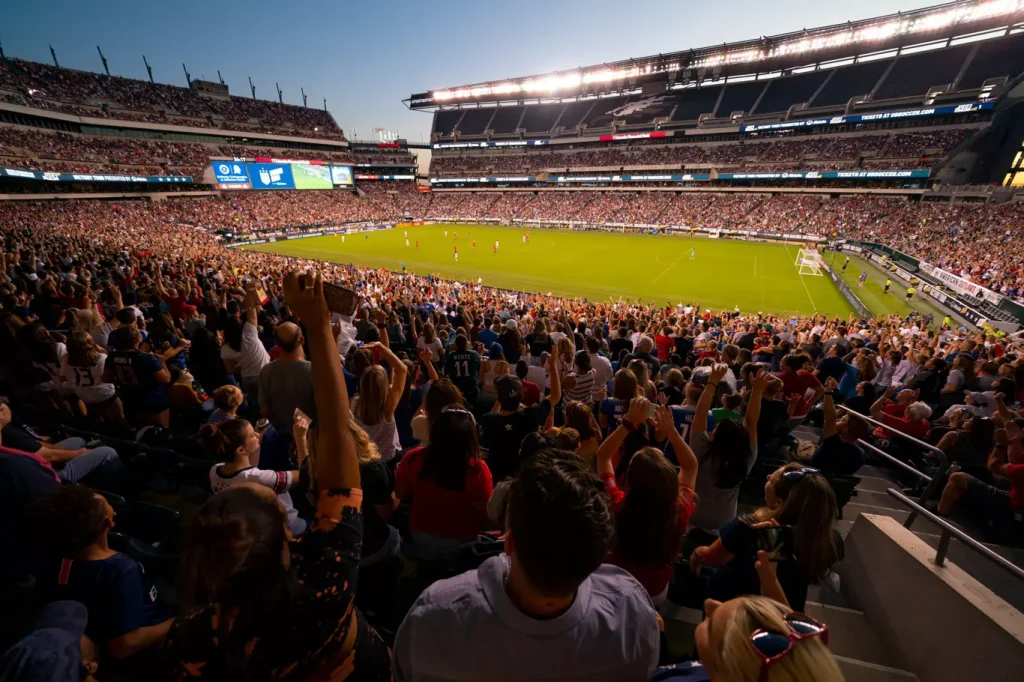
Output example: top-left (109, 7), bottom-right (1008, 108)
top-left (749, 612), bottom-right (829, 682)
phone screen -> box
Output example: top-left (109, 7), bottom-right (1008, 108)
top-left (646, 403), bottom-right (658, 420)
top-left (755, 526), bottom-right (793, 562)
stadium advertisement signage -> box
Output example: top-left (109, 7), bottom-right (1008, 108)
top-left (432, 140), bottom-right (549, 149)
top-left (246, 163), bottom-right (295, 190)
top-left (0, 166), bottom-right (193, 184)
top-left (212, 161), bottom-right (251, 189)
top-left (741, 101), bottom-right (994, 132)
top-left (355, 174), bottom-right (415, 181)
top-left (430, 170), bottom-right (930, 184)
top-left (330, 166), bottom-right (354, 187)
top-left (598, 131), bottom-right (668, 142)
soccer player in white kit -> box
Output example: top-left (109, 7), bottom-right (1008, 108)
top-left (495, 240), bottom-right (499, 251)
top-left (405, 238), bottom-right (409, 247)
top-left (445, 230), bottom-right (448, 238)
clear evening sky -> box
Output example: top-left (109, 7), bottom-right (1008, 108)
top-left (2, 0), bottom-right (936, 144)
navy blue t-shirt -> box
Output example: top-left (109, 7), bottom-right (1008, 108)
top-left (46, 553), bottom-right (174, 641)
top-left (810, 434), bottom-right (865, 476)
top-left (109, 349), bottom-right (168, 410)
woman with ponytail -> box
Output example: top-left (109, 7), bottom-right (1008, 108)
top-left (169, 271), bottom-right (392, 681)
top-left (202, 418), bottom-right (305, 537)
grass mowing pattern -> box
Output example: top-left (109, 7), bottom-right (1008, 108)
top-left (832, 253), bottom-right (951, 321)
top-left (244, 224), bottom-right (855, 317)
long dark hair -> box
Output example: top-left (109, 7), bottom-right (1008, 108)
top-left (19, 322), bottom-right (58, 365)
top-left (755, 463), bottom-right (839, 582)
top-left (616, 447), bottom-right (685, 568)
top-left (223, 316), bottom-right (243, 352)
top-left (706, 418), bottom-right (752, 489)
top-left (420, 409), bottom-right (480, 490)
top-left (177, 486), bottom-right (293, 666)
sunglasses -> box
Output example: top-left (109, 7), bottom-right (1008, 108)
top-left (781, 467), bottom-right (820, 482)
top-left (749, 612), bottom-right (829, 682)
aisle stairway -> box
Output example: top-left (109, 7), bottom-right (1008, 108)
top-left (661, 427), bottom-right (1024, 682)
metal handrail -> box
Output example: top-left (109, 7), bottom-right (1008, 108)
top-left (886, 488), bottom-right (1024, 582)
top-left (838, 405), bottom-right (950, 529)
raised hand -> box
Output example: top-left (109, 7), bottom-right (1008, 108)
top-left (283, 270), bottom-right (328, 327)
top-left (626, 396), bottom-right (649, 425)
top-left (823, 377), bottom-right (839, 394)
top-left (709, 363), bottom-right (729, 384)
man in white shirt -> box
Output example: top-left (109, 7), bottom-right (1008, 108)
top-left (394, 452), bottom-right (658, 682)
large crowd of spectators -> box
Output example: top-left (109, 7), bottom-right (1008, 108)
top-left (1, 185), bottom-right (1022, 681)
top-left (1, 58), bottom-right (342, 135)
top-left (430, 128), bottom-right (974, 176)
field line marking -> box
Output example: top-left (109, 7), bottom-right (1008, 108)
top-left (782, 244), bottom-right (818, 312)
top-left (651, 253), bottom-right (685, 285)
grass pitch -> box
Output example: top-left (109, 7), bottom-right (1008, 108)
top-left (244, 224), bottom-right (856, 317)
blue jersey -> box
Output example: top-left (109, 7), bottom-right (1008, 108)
top-left (666, 405), bottom-right (714, 465)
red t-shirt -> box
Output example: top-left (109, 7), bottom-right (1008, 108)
top-left (1007, 463), bottom-right (1024, 509)
top-left (395, 447), bottom-right (493, 541)
top-left (521, 380), bottom-right (541, 407)
top-left (600, 472), bottom-right (694, 597)
top-left (655, 335), bottom-right (674, 362)
top-left (778, 370), bottom-right (822, 417)
top-left (877, 411), bottom-right (930, 441)
top-left (163, 294), bottom-right (187, 320)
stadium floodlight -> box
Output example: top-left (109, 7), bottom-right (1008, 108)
top-left (423, 0), bottom-right (1023, 106)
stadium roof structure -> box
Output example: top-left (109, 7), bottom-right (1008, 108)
top-left (406, 0), bottom-right (1024, 109)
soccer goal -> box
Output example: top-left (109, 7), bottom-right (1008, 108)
top-left (795, 247), bottom-right (824, 276)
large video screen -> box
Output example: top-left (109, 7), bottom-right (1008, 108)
top-left (330, 165), bottom-right (353, 187)
top-left (247, 163), bottom-right (295, 190)
top-left (292, 163), bottom-right (333, 190)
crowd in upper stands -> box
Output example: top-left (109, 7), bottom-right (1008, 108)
top-left (0, 126), bottom-right (415, 179)
top-left (0, 183), bottom-right (1022, 681)
top-left (430, 129), bottom-right (972, 176)
top-left (0, 58), bottom-right (341, 136)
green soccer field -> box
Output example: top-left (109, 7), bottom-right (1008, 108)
top-left (243, 224), bottom-right (855, 316)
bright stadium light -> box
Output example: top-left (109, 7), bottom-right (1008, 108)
top-left (427, 0), bottom-right (1023, 104)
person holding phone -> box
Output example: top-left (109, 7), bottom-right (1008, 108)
top-left (690, 463), bottom-right (842, 611)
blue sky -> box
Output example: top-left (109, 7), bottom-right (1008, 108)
top-left (2, 0), bottom-right (937, 143)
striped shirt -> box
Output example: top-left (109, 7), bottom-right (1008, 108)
top-left (564, 370), bottom-right (597, 403)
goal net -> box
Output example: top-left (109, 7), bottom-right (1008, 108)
top-left (795, 247), bottom-right (824, 276)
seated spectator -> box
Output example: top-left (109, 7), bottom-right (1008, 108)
top-left (26, 485), bottom-right (174, 660)
top-left (810, 378), bottom-right (869, 476)
top-left (689, 365), bottom-right (765, 535)
top-left (394, 451), bottom-right (659, 682)
top-left (0, 401), bottom-right (122, 487)
top-left (208, 385), bottom-right (243, 423)
top-left (0, 601), bottom-right (100, 682)
top-left (684, 594), bottom-right (842, 681)
top-left (106, 325), bottom-right (171, 428)
top-left (778, 355), bottom-right (824, 420)
top-left (395, 406), bottom-right (493, 559)
top-left (352, 342), bottom-right (407, 463)
top-left (870, 385), bottom-right (932, 442)
top-left (938, 418), bottom-right (1023, 522)
top-left (481, 354), bottom-right (562, 481)
top-left (691, 463), bottom-right (841, 611)
top-left (936, 411), bottom-right (996, 466)
top-left (202, 418), bottom-right (306, 537)
top-left (59, 330), bottom-right (123, 422)
top-left (167, 270), bottom-right (391, 680)
top-left (514, 360), bottom-right (541, 407)
top-left (168, 368), bottom-right (204, 409)
top-left (596, 397), bottom-right (698, 602)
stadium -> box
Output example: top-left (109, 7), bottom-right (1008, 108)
top-left (1, 1), bottom-right (1024, 680)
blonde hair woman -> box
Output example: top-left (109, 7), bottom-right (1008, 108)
top-left (351, 341), bottom-right (408, 462)
top-left (628, 358), bottom-right (657, 402)
top-left (695, 594), bottom-right (843, 682)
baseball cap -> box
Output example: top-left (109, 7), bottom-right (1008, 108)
top-left (488, 342), bottom-right (504, 360)
top-left (506, 319), bottom-right (518, 330)
top-left (0, 601), bottom-right (88, 682)
top-left (495, 375), bottom-right (523, 410)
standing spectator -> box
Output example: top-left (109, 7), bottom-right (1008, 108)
top-left (107, 325), bottom-right (171, 427)
top-left (352, 342), bottom-right (408, 463)
top-left (395, 407), bottom-right (494, 559)
top-left (259, 322), bottom-right (316, 469)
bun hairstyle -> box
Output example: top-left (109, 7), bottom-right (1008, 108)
top-left (199, 419), bottom-right (251, 461)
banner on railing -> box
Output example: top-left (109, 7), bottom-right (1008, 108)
top-left (919, 262), bottom-right (1003, 306)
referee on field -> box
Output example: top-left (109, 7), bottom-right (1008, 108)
top-left (906, 286), bottom-right (915, 302)
top-left (884, 278), bottom-right (892, 294)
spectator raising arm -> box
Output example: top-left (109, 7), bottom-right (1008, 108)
top-left (692, 363), bottom-right (729, 438)
top-left (365, 341), bottom-right (409, 422)
top-left (597, 396), bottom-right (649, 478)
top-left (282, 271), bottom-right (358, 490)
top-left (821, 377), bottom-right (840, 439)
top-left (744, 368), bottom-right (767, 451)
top-left (653, 403), bottom-right (698, 490)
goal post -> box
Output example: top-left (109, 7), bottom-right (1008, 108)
top-left (795, 247), bottom-right (824, 276)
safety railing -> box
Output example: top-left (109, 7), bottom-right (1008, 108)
top-left (886, 489), bottom-right (1024, 582)
top-left (837, 406), bottom-right (950, 530)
